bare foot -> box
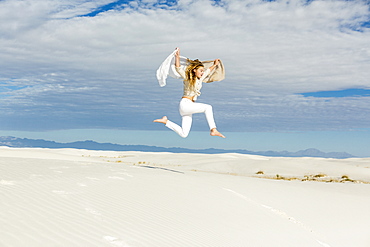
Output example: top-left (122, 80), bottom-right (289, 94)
top-left (210, 128), bottom-right (225, 138)
top-left (153, 116), bottom-right (168, 124)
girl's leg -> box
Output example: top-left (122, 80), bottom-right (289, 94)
top-left (165, 115), bottom-right (192, 138)
top-left (181, 100), bottom-right (225, 138)
top-left (154, 98), bottom-right (224, 138)
top-left (180, 100), bottom-right (216, 130)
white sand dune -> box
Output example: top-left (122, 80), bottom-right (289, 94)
top-left (1, 147), bottom-right (370, 247)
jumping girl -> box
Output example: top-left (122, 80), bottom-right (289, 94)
top-left (154, 48), bottom-right (225, 138)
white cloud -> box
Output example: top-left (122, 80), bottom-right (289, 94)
top-left (0, 0), bottom-right (370, 131)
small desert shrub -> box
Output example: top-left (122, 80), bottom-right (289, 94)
top-left (276, 174), bottom-right (285, 180)
top-left (256, 171), bottom-right (264, 175)
top-left (314, 173), bottom-right (326, 178)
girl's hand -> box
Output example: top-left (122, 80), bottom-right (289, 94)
top-left (175, 47), bottom-right (180, 57)
top-left (209, 59), bottom-right (220, 71)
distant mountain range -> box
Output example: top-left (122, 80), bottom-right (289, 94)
top-left (0, 136), bottom-right (355, 159)
top-left (0, 136), bottom-right (354, 159)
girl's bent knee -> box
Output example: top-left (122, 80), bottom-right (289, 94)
top-left (179, 132), bottom-right (189, 138)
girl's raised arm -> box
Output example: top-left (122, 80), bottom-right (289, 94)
top-left (175, 48), bottom-right (181, 68)
top-left (174, 48), bottom-right (186, 79)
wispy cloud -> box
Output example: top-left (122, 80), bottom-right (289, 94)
top-left (0, 0), bottom-right (369, 131)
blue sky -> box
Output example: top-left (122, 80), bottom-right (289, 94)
top-left (1, 0), bottom-right (370, 156)
top-left (301, 88), bottom-right (370, 98)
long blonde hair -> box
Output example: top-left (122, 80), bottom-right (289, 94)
top-left (185, 59), bottom-right (204, 88)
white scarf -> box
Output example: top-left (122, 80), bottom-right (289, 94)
top-left (156, 48), bottom-right (187, 87)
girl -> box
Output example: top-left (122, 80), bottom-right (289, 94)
top-left (154, 48), bottom-right (225, 138)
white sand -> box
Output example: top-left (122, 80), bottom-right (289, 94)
top-left (1, 147), bottom-right (370, 247)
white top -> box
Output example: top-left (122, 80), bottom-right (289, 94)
top-left (176, 66), bottom-right (211, 101)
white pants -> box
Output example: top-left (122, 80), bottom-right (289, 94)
top-left (165, 98), bottom-right (217, 138)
